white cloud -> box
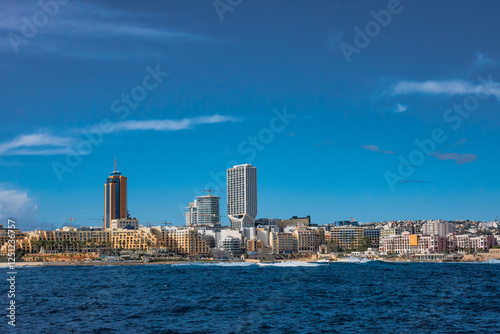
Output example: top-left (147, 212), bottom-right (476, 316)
top-left (0, 133), bottom-right (74, 156)
top-left (112, 115), bottom-right (240, 132)
top-left (0, 186), bottom-right (38, 230)
top-left (0, 1), bottom-right (218, 58)
top-left (395, 104), bottom-right (407, 112)
top-left (392, 79), bottom-right (500, 99)
top-left (473, 52), bottom-right (497, 70)
top-left (0, 148), bottom-right (73, 156)
top-left (0, 115), bottom-right (242, 156)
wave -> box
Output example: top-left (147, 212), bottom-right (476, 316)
top-left (172, 262), bottom-right (254, 267)
top-left (484, 259), bottom-right (500, 264)
top-left (257, 261), bottom-right (320, 267)
top-left (337, 257), bottom-right (371, 264)
top-left (172, 261), bottom-right (321, 267)
top-left (210, 262), bottom-right (255, 267)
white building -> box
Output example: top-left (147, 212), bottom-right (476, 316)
top-left (215, 229), bottom-right (242, 248)
top-left (219, 236), bottom-right (242, 255)
top-left (422, 221), bottom-right (455, 237)
top-left (186, 201), bottom-right (197, 226)
top-left (110, 218), bottom-right (139, 230)
top-left (185, 195), bottom-right (220, 226)
top-left (227, 164), bottom-right (257, 230)
top-left (197, 195), bottom-right (220, 225)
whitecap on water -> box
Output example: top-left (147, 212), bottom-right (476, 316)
top-left (257, 261), bottom-right (320, 267)
top-left (338, 257), bottom-right (371, 264)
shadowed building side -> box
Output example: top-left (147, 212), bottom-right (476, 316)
top-left (104, 158), bottom-right (127, 230)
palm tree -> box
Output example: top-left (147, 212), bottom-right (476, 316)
top-left (71, 240), bottom-right (79, 253)
top-left (49, 240), bottom-right (56, 253)
top-left (56, 240), bottom-right (63, 253)
top-left (62, 239), bottom-right (70, 252)
top-left (31, 240), bottom-right (39, 253)
top-left (38, 240), bottom-right (47, 253)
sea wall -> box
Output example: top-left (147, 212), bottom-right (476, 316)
top-left (22, 252), bottom-right (100, 262)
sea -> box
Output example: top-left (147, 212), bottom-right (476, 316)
top-left (1, 260), bottom-right (500, 333)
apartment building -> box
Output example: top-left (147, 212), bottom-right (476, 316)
top-left (327, 226), bottom-right (364, 249)
top-left (293, 229), bottom-right (316, 253)
top-left (270, 232), bottom-right (294, 254)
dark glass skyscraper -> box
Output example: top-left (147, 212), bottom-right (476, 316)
top-left (104, 158), bottom-right (127, 229)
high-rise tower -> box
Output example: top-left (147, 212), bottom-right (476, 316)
top-left (197, 194), bottom-right (220, 225)
top-left (185, 195), bottom-right (220, 226)
top-left (104, 158), bottom-right (127, 230)
top-left (227, 164), bottom-right (257, 230)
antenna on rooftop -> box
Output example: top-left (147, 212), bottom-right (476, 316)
top-left (114, 155), bottom-right (117, 172)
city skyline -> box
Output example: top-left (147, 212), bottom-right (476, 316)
top-left (1, 1), bottom-right (500, 231)
top-left (2, 2), bottom-right (500, 333)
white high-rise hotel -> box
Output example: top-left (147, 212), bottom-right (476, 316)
top-left (227, 164), bottom-right (257, 230)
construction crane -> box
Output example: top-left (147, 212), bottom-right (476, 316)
top-left (202, 189), bottom-right (224, 195)
top-left (145, 222), bottom-right (164, 228)
top-left (88, 218), bottom-right (104, 228)
top-left (61, 216), bottom-right (76, 227)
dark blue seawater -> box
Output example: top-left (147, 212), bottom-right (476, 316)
top-left (1, 261), bottom-right (500, 333)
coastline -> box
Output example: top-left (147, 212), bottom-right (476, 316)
top-left (1, 256), bottom-right (499, 267)
top-left (0, 261), bottom-right (193, 267)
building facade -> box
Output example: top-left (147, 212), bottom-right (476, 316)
top-left (104, 159), bottom-right (127, 229)
top-left (196, 195), bottom-right (220, 225)
top-left (227, 164), bottom-right (257, 230)
top-left (327, 226), bottom-right (364, 250)
top-left (185, 201), bottom-right (197, 226)
top-left (110, 218), bottom-right (139, 230)
top-left (421, 221), bottom-right (455, 237)
top-left (276, 216), bottom-right (310, 232)
top-left (270, 232), bottom-right (294, 254)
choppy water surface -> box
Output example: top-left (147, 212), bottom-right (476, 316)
top-left (1, 261), bottom-right (500, 333)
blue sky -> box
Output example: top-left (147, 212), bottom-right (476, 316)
top-left (1, 0), bottom-right (500, 230)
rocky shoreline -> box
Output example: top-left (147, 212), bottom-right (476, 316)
top-left (1, 255), bottom-right (499, 267)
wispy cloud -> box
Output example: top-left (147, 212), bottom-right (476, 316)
top-left (110, 115), bottom-right (241, 132)
top-left (0, 133), bottom-right (74, 156)
top-left (451, 138), bottom-right (468, 147)
top-left (394, 103), bottom-right (407, 113)
top-left (0, 115), bottom-right (241, 156)
top-left (360, 145), bottom-right (396, 154)
top-left (473, 52), bottom-right (497, 71)
top-left (430, 152), bottom-right (478, 165)
top-left (0, 1), bottom-right (219, 58)
top-left (392, 79), bottom-right (500, 99)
